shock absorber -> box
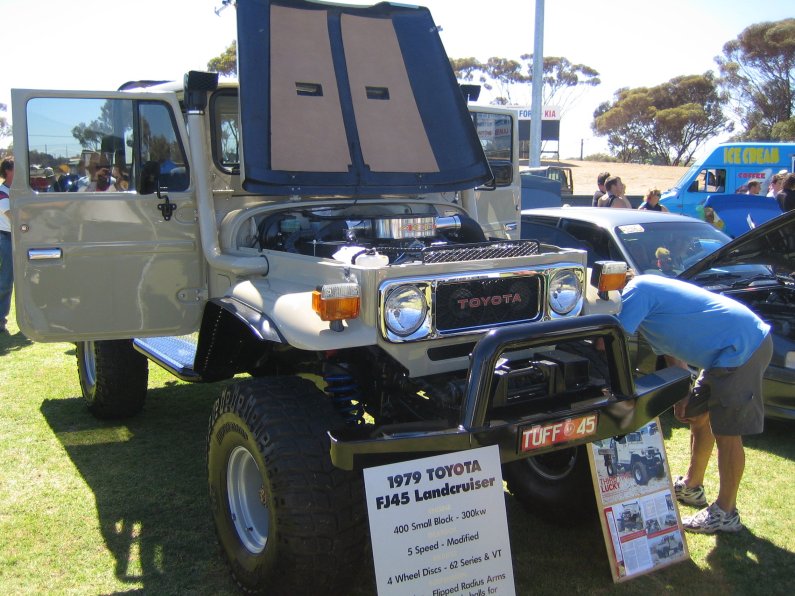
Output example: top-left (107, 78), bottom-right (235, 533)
top-left (324, 367), bottom-right (365, 425)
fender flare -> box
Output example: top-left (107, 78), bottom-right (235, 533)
top-left (194, 297), bottom-right (285, 381)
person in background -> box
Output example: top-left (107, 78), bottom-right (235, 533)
top-left (0, 156), bottom-right (14, 334)
top-left (78, 154), bottom-right (116, 192)
top-left (745, 180), bottom-right (761, 195)
top-left (592, 171), bottom-right (610, 206)
top-left (766, 172), bottom-right (785, 198)
top-left (653, 247), bottom-right (676, 275)
top-left (597, 176), bottom-right (632, 208)
top-left (113, 165), bottom-right (130, 191)
top-left (617, 274), bottom-right (772, 534)
top-left (638, 188), bottom-right (669, 212)
top-left (776, 173), bottom-right (795, 212)
top-left (42, 167), bottom-right (57, 192)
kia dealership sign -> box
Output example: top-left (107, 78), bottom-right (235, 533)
top-left (515, 106), bottom-right (561, 120)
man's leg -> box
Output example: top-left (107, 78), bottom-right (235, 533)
top-left (0, 232), bottom-right (13, 330)
top-left (714, 434), bottom-right (744, 513)
top-left (684, 412), bottom-right (714, 487)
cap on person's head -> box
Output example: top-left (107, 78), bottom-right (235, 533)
top-left (779, 169), bottom-right (789, 176)
top-left (43, 167), bottom-right (55, 178)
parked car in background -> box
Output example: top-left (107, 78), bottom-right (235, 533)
top-left (520, 170), bottom-right (561, 209)
top-left (522, 207), bottom-right (795, 420)
top-left (525, 165), bottom-right (574, 195)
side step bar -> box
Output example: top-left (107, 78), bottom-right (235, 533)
top-left (133, 336), bottom-right (201, 381)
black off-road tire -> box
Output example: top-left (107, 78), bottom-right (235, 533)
top-left (503, 445), bottom-right (595, 523)
top-left (605, 456), bottom-right (616, 477)
top-left (207, 376), bottom-right (367, 595)
top-left (76, 340), bottom-right (148, 419)
top-left (632, 461), bottom-right (650, 485)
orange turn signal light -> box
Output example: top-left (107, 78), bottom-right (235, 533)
top-left (591, 261), bottom-right (629, 293)
top-left (312, 283), bottom-right (361, 322)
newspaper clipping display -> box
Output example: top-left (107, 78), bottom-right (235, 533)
top-left (587, 418), bottom-right (689, 582)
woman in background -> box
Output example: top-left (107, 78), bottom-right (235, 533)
top-left (638, 189), bottom-right (669, 212)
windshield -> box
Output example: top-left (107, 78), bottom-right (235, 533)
top-left (211, 91), bottom-right (240, 173)
top-left (669, 163), bottom-right (700, 192)
top-left (614, 220), bottom-right (771, 281)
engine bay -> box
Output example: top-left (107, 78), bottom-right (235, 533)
top-left (726, 285), bottom-right (795, 340)
top-left (236, 203), bottom-right (535, 266)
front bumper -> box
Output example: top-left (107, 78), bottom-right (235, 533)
top-left (329, 315), bottom-right (691, 470)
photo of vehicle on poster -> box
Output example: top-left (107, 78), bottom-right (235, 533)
top-left (587, 419), bottom-right (690, 582)
top-left (592, 420), bottom-right (667, 496)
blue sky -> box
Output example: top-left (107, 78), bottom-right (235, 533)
top-left (2, 0), bottom-right (793, 159)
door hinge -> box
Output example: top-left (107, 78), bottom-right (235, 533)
top-left (177, 288), bottom-right (209, 303)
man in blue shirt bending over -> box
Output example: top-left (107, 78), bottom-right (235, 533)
top-left (618, 275), bottom-right (772, 534)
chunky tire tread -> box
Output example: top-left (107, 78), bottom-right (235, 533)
top-left (207, 376), bottom-right (367, 595)
top-left (76, 340), bottom-right (148, 419)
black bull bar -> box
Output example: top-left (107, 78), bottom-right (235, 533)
top-left (329, 314), bottom-right (691, 470)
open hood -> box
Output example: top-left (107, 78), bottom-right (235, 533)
top-left (236, 0), bottom-right (491, 196)
top-left (702, 193), bottom-right (783, 238)
top-left (679, 208), bottom-right (795, 280)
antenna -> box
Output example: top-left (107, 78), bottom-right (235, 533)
top-left (214, 0), bottom-right (234, 17)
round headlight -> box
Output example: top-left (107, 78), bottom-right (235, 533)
top-left (385, 285), bottom-right (428, 337)
top-left (548, 269), bottom-right (582, 315)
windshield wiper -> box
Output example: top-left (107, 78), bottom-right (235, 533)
top-left (730, 273), bottom-right (778, 288)
top-left (692, 271), bottom-right (742, 282)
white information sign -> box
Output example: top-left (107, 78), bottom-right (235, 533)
top-left (364, 445), bottom-right (516, 596)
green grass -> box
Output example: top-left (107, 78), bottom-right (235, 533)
top-left (2, 301), bottom-right (794, 595)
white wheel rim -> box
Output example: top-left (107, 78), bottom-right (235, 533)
top-left (83, 341), bottom-right (97, 388)
top-left (227, 446), bottom-right (270, 554)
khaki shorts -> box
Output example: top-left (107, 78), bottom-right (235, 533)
top-left (685, 333), bottom-right (773, 436)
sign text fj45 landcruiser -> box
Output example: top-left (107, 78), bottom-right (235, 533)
top-left (10, 1), bottom-right (690, 592)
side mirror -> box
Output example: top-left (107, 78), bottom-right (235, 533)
top-left (138, 160), bottom-right (161, 196)
top-left (491, 162), bottom-right (513, 187)
top-left (477, 160), bottom-right (513, 190)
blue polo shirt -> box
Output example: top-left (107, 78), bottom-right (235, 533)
top-left (617, 275), bottom-right (770, 369)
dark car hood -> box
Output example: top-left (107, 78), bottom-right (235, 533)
top-left (679, 209), bottom-right (795, 280)
top-left (236, 0), bottom-right (490, 196)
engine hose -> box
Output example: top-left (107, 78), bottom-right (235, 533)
top-left (436, 214), bottom-right (487, 243)
top-left (456, 214), bottom-right (488, 243)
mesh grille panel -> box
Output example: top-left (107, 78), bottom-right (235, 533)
top-left (377, 240), bottom-right (540, 264)
top-left (436, 275), bottom-right (542, 333)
